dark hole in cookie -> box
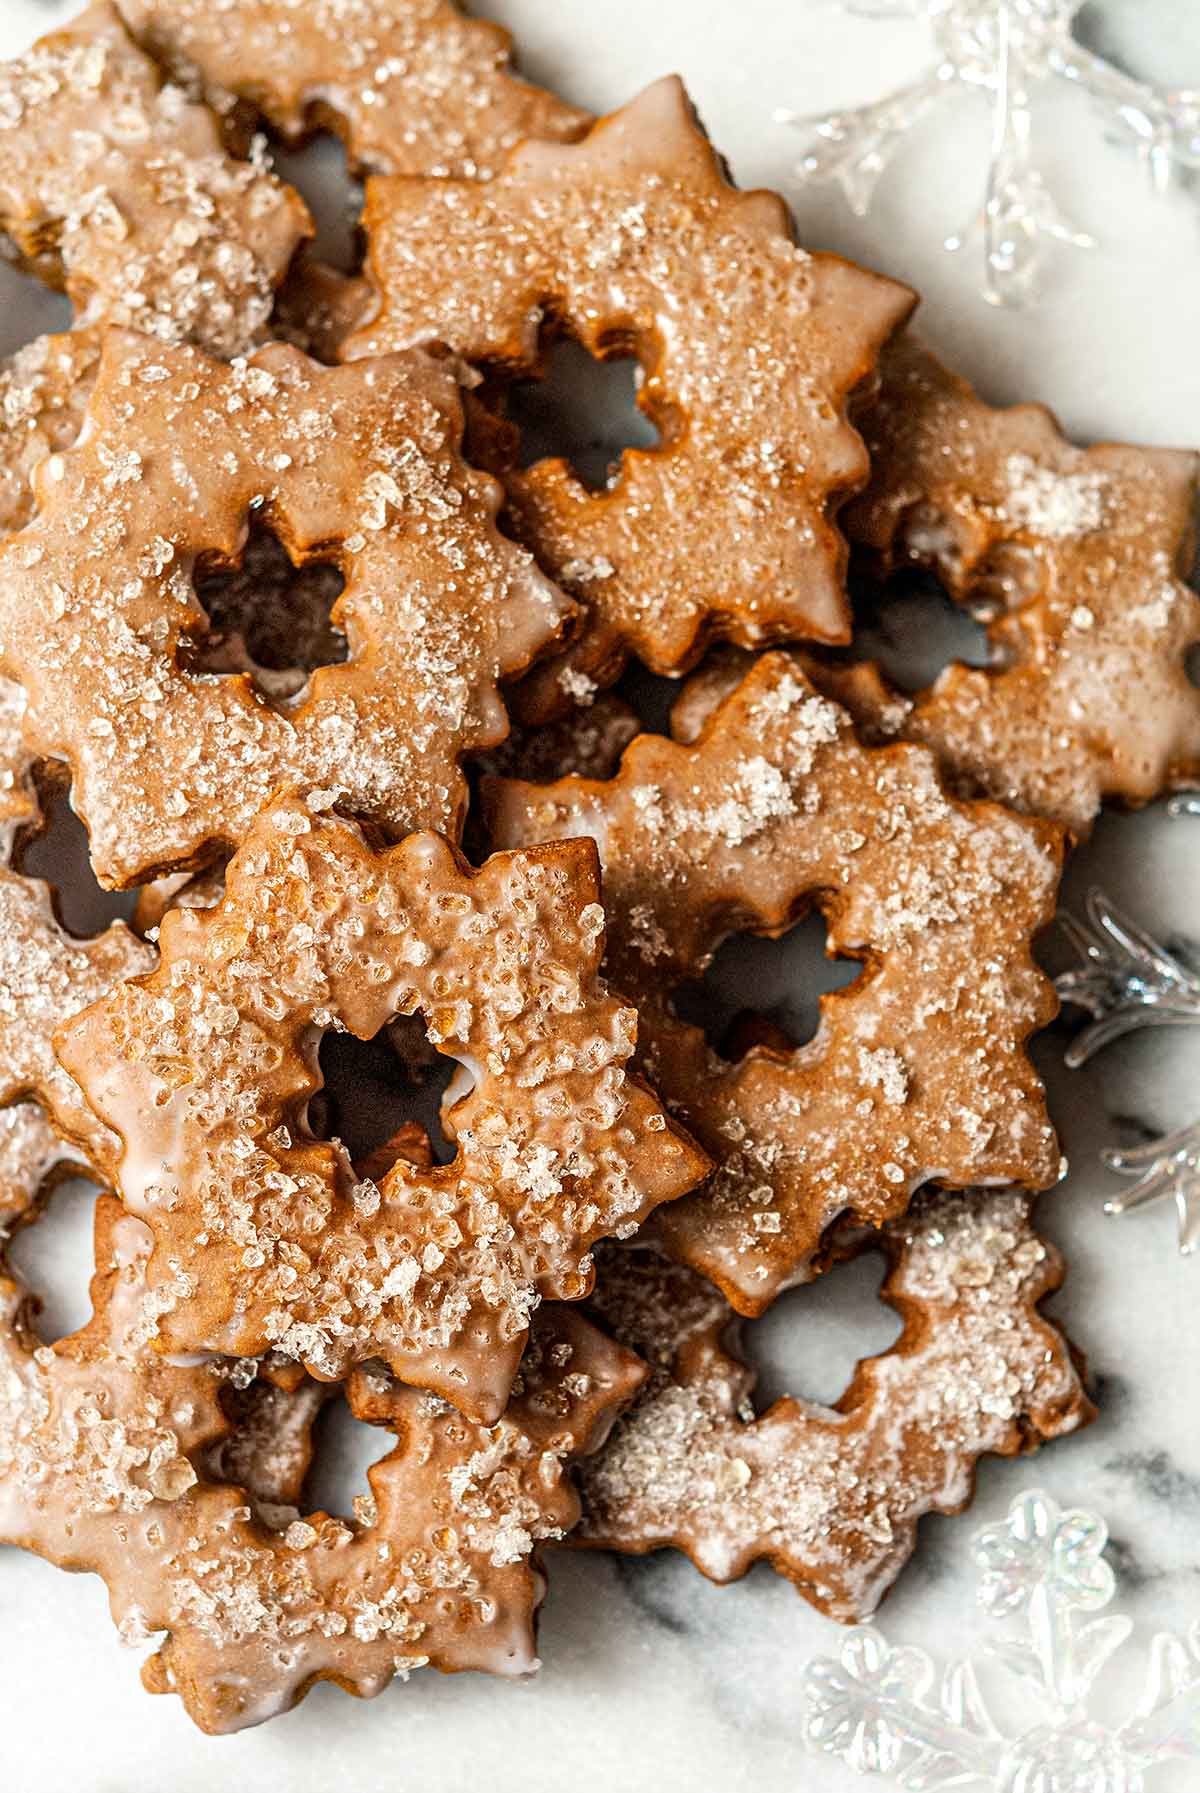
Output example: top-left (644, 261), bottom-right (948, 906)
top-left (749, 1248), bottom-right (901, 1411)
top-left (17, 782), bottom-right (137, 935)
top-left (0, 248), bottom-right (72, 359)
top-left (303, 1392), bottom-right (393, 1521)
top-left (8, 1174), bottom-right (104, 1344)
top-left (1186, 641), bottom-right (1200, 691)
top-left (616, 658), bottom-right (682, 734)
top-left (314, 1015), bottom-right (457, 1175)
top-left (182, 523), bottom-right (349, 711)
top-left (671, 912), bottom-right (862, 1057)
top-left (506, 337), bottom-right (660, 490)
top-left (269, 132), bottom-right (363, 273)
top-left (848, 568), bottom-right (993, 694)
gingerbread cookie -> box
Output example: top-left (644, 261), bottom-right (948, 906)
top-left (0, 1100), bottom-right (89, 1234)
top-left (0, 1191), bottom-right (645, 1732)
top-left (56, 793), bottom-right (709, 1419)
top-left (0, 329), bottom-right (574, 889)
top-left (0, 867), bottom-right (155, 1177)
top-left (0, 680), bottom-right (37, 862)
top-left (842, 335), bottom-right (1200, 837)
top-left (0, 4), bottom-right (311, 356)
top-left (119, 0), bottom-right (589, 178)
top-left (485, 652), bottom-right (1061, 1311)
top-left (577, 1188), bottom-right (1092, 1621)
top-left (0, 328), bottom-right (114, 860)
top-left (346, 77), bottom-right (915, 712)
top-left (0, 327), bottom-right (104, 536)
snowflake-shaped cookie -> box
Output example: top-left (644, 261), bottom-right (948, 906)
top-left (56, 794), bottom-right (709, 1418)
top-left (1, 1190), bottom-right (646, 1733)
top-left (0, 330), bottom-right (573, 888)
top-left (842, 336), bottom-right (1200, 838)
top-left (0, 2), bottom-right (310, 353)
top-left (578, 1190), bottom-right (1091, 1622)
top-left (347, 77), bottom-right (914, 712)
top-left (486, 651), bottom-right (1062, 1309)
top-left (118, 0), bottom-right (589, 177)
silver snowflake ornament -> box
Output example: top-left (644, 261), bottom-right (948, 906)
top-left (1056, 887), bottom-right (1200, 1253)
top-left (778, 1), bottom-right (1200, 306)
top-left (804, 1488), bottom-right (1200, 1789)
top-left (1056, 888), bottom-right (1200, 1066)
top-left (1099, 1125), bottom-right (1200, 1257)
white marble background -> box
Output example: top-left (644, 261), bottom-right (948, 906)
top-left (1, 2), bottom-right (1199, 1788)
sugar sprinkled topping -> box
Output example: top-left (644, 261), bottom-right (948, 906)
top-left (56, 797), bottom-right (706, 1418)
top-left (0, 868), bottom-right (155, 1175)
top-left (0, 328), bottom-right (103, 541)
top-left (0, 1183), bottom-right (642, 1732)
top-left (349, 75), bottom-right (913, 691)
top-left (0, 3), bottom-right (308, 355)
top-left (0, 331), bottom-right (573, 888)
top-left (119, 0), bottom-right (589, 179)
top-left (1001, 452), bottom-right (1108, 539)
top-left (579, 1189), bottom-right (1090, 1618)
top-left (486, 651), bottom-right (1061, 1306)
top-left (845, 336), bottom-right (1200, 835)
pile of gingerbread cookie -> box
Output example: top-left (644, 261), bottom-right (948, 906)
top-left (0, 0), bottom-right (1195, 1738)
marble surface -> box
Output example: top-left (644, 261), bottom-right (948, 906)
top-left (1, 2), bottom-right (1199, 1788)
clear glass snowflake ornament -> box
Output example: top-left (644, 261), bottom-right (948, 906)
top-left (804, 1488), bottom-right (1200, 1789)
top-left (778, 1), bottom-right (1200, 307)
top-left (1056, 887), bottom-right (1200, 1254)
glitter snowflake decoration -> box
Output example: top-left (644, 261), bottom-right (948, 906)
top-left (1056, 887), bottom-right (1200, 1254)
top-left (778, 1), bottom-right (1200, 306)
top-left (804, 1488), bottom-right (1200, 1789)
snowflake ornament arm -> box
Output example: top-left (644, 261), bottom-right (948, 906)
top-left (1055, 887), bottom-right (1200, 1068)
top-left (780, 2), bottom-right (1199, 307)
top-left (803, 1629), bottom-right (1000, 1785)
top-left (804, 1489), bottom-right (1200, 1789)
top-left (1123, 1625), bottom-right (1200, 1768)
top-left (942, 2), bottom-right (1095, 309)
top-left (776, 71), bottom-right (949, 220)
top-left (1047, 38), bottom-right (1200, 194)
top-left (1102, 1124), bottom-right (1200, 1256)
top-left (1055, 887), bottom-right (1200, 1253)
